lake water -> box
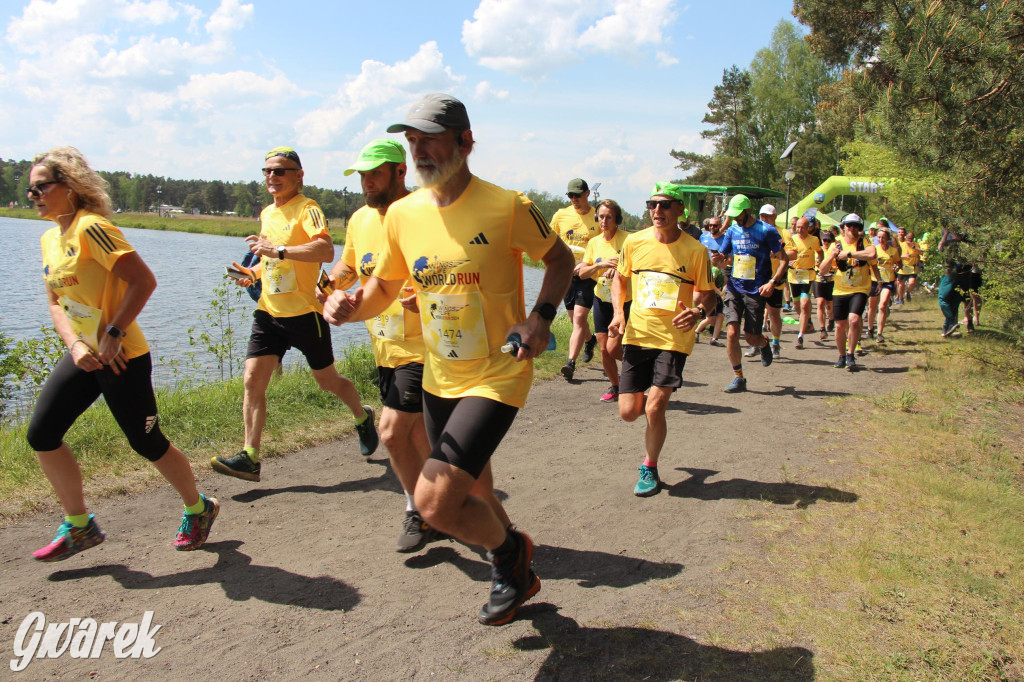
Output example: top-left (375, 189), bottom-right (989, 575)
top-left (1, 216), bottom-right (546, 391)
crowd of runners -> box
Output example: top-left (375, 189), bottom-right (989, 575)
top-left (22, 92), bottom-right (960, 627)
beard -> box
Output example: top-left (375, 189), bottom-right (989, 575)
top-left (415, 145), bottom-right (465, 189)
top-left (363, 168), bottom-right (404, 209)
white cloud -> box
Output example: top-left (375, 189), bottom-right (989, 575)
top-left (474, 80), bottom-right (509, 101)
top-left (462, 0), bottom-right (680, 77)
top-left (178, 71), bottom-right (306, 110)
top-left (116, 0), bottom-right (178, 24)
top-left (656, 51), bottom-right (678, 67)
top-left (296, 41), bottom-right (464, 148)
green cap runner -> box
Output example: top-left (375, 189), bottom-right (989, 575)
top-left (725, 193), bottom-right (751, 217)
top-left (344, 139), bottom-right (407, 176)
top-left (650, 181), bottom-right (686, 202)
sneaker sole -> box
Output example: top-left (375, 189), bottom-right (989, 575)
top-left (479, 573), bottom-right (541, 626)
top-left (175, 498), bottom-right (219, 551)
top-left (210, 457), bottom-right (260, 482)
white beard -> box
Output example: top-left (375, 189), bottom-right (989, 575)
top-left (415, 146), bottom-right (465, 189)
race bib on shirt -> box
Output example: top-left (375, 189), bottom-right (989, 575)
top-left (367, 299), bottom-right (406, 341)
top-left (733, 254), bottom-right (756, 280)
top-left (842, 265), bottom-right (870, 289)
top-left (637, 271), bottom-right (681, 311)
top-left (595, 275), bottom-right (612, 303)
top-left (418, 291), bottom-right (489, 360)
top-left (58, 296), bottom-right (102, 351)
top-left (569, 245), bottom-right (586, 265)
top-left (262, 259), bottom-right (297, 295)
top-left (792, 268), bottom-right (812, 284)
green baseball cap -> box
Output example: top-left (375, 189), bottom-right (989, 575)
top-left (650, 181), bottom-right (686, 203)
top-left (344, 139), bottom-right (407, 176)
top-left (725, 194), bottom-right (751, 218)
top-left (265, 146), bottom-right (302, 168)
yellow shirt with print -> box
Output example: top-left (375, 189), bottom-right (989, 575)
top-left (582, 230), bottom-right (631, 303)
top-left (898, 240), bottom-right (919, 275)
top-left (550, 205), bottom-right (599, 265)
top-left (783, 232), bottom-right (821, 284)
top-left (872, 244), bottom-right (900, 283)
top-left (617, 230), bottom-right (714, 355)
top-left (341, 205), bottom-right (424, 369)
top-left (831, 238), bottom-right (874, 296)
top-left (257, 194), bottom-right (329, 318)
top-left (374, 177), bottom-right (557, 408)
top-left (40, 211), bottom-right (149, 359)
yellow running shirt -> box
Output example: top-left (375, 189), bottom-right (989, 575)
top-left (617, 230), bottom-right (714, 354)
top-left (257, 194), bottom-right (329, 318)
top-left (783, 232), bottom-right (821, 284)
top-left (582, 230), bottom-right (631, 303)
top-left (831, 238), bottom-right (874, 296)
top-left (549, 205), bottom-right (599, 265)
top-left (374, 177), bottom-right (557, 408)
top-left (873, 244), bottom-right (900, 283)
top-left (898, 240), bottom-right (919, 275)
top-left (770, 226), bottom-right (790, 275)
top-left (40, 210), bottom-right (148, 359)
top-left (341, 205), bottom-right (425, 369)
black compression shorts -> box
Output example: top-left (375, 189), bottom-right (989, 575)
top-left (422, 393), bottom-right (518, 479)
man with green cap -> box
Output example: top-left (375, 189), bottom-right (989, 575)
top-left (325, 138), bottom-right (438, 553)
top-left (549, 178), bottom-right (600, 380)
top-left (608, 182), bottom-right (716, 496)
top-left (711, 193), bottom-right (788, 393)
top-left (212, 146), bottom-right (378, 482)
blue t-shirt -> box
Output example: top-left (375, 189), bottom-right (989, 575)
top-left (700, 231), bottom-right (728, 255)
top-left (720, 219), bottom-right (783, 295)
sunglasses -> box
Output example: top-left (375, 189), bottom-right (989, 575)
top-left (566, 192), bottom-right (584, 199)
top-left (708, 222), bottom-right (722, 228)
top-left (262, 167), bottom-right (300, 177)
top-left (645, 199), bottom-right (677, 211)
top-left (26, 181), bottom-right (61, 199)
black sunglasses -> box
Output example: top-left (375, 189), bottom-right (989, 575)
top-left (645, 199), bottom-right (677, 211)
top-left (26, 181), bottom-right (61, 199)
top-left (566, 192), bottom-right (583, 199)
top-left (262, 167), bottom-right (300, 177)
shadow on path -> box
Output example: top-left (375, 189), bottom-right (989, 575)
top-left (513, 607), bottom-right (815, 681)
top-left (232, 472), bottom-right (399, 503)
top-left (404, 544), bottom-right (683, 589)
top-left (750, 386), bottom-right (851, 399)
top-left (666, 402), bottom-right (741, 415)
top-left (48, 540), bottom-right (360, 611)
top-left (666, 468), bottom-right (858, 507)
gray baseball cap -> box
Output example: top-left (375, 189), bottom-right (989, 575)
top-left (387, 93), bottom-right (470, 134)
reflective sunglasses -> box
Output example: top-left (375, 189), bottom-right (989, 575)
top-left (566, 192), bottom-right (583, 199)
top-left (26, 181), bottom-right (61, 199)
top-left (645, 199), bottom-right (677, 211)
top-left (262, 167), bottom-right (300, 177)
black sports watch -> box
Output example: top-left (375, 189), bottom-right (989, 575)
top-left (531, 302), bottom-right (557, 321)
top-left (105, 324), bottom-right (124, 339)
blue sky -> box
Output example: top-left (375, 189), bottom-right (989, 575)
top-left (1, 0), bottom-right (799, 215)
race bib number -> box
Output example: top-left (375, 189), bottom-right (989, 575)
top-left (595, 275), bottom-right (612, 303)
top-left (419, 291), bottom-right (488, 360)
top-left (843, 265), bottom-right (869, 288)
top-left (569, 245), bottom-right (586, 265)
top-left (367, 299), bottom-right (406, 341)
top-left (58, 296), bottom-right (102, 350)
top-left (637, 271), bottom-right (681, 311)
top-left (733, 254), bottom-right (756, 280)
top-left (262, 258), bottom-right (297, 295)
top-left (792, 268), bottom-right (812, 284)
top-left (879, 267), bottom-right (895, 283)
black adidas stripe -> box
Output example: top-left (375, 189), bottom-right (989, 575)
top-left (528, 205), bottom-right (551, 239)
top-left (86, 224), bottom-right (116, 253)
top-left (308, 207), bottom-right (325, 231)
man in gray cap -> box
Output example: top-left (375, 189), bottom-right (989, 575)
top-left (322, 93), bottom-right (574, 626)
top-left (550, 178), bottom-right (600, 380)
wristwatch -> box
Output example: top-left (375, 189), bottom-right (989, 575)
top-left (696, 305), bottom-right (707, 320)
top-left (105, 324), bottom-right (124, 339)
top-left (277, 245), bottom-right (286, 260)
top-left (531, 302), bottom-right (557, 321)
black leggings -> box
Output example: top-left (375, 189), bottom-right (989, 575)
top-left (422, 392), bottom-right (518, 479)
top-left (26, 352), bottom-right (170, 461)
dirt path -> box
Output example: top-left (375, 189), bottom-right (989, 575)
top-left (0, 308), bottom-right (925, 680)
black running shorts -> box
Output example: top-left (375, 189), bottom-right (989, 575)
top-left (246, 309), bottom-right (334, 371)
top-left (620, 344), bottom-right (688, 393)
top-left (422, 393), bottom-right (518, 479)
top-left (377, 363), bottom-right (424, 413)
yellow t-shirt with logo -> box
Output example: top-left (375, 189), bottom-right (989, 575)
top-left (831, 237), bottom-right (874, 296)
top-left (617, 230), bottom-right (714, 354)
top-left (374, 177), bottom-right (557, 408)
top-left (872, 244), bottom-right (900, 283)
top-left (783, 232), bottom-right (821, 283)
top-left (550, 205), bottom-right (600, 265)
top-left (40, 211), bottom-right (148, 359)
top-left (898, 240), bottom-right (919, 275)
top-left (257, 194), bottom-right (329, 318)
top-left (341, 205), bottom-right (425, 369)
top-left (582, 230), bottom-right (631, 303)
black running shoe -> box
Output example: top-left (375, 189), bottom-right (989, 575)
top-left (582, 336), bottom-right (597, 363)
top-left (356, 405), bottom-right (379, 457)
top-left (478, 530), bottom-right (541, 626)
top-left (211, 451), bottom-right (261, 482)
top-left (560, 359), bottom-right (575, 381)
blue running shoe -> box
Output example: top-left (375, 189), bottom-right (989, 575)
top-left (634, 465), bottom-right (661, 497)
top-left (834, 356), bottom-right (847, 369)
top-left (723, 377), bottom-right (747, 393)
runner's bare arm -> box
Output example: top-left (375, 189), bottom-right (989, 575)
top-left (608, 269), bottom-right (629, 339)
top-left (245, 233), bottom-right (335, 263)
top-left (506, 239), bottom-right (574, 361)
top-left (322, 276), bottom-right (403, 326)
top-left (98, 252), bottom-right (157, 371)
top-left (328, 259), bottom-right (359, 291)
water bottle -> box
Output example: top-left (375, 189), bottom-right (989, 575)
top-left (501, 333), bottom-right (557, 356)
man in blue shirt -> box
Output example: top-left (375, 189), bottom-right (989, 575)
top-left (711, 194), bottom-right (789, 393)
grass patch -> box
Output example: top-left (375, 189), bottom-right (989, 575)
top-left (711, 300), bottom-right (1024, 681)
top-left (0, 315), bottom-right (573, 521)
